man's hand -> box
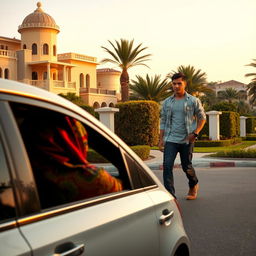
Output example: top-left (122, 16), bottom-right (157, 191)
top-left (187, 133), bottom-right (197, 143)
top-left (158, 138), bottom-right (164, 152)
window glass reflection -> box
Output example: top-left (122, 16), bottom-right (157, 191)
top-left (0, 140), bottom-right (16, 222)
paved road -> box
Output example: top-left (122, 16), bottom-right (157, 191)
top-left (152, 167), bottom-right (256, 256)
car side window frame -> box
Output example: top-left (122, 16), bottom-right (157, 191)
top-left (6, 98), bottom-right (149, 208)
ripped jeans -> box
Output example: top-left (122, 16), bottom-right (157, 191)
top-left (163, 142), bottom-right (198, 197)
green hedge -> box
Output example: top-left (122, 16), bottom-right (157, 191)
top-left (130, 145), bottom-right (151, 160)
top-left (199, 111), bottom-right (240, 139)
top-left (87, 145), bottom-right (150, 163)
top-left (245, 134), bottom-right (256, 141)
top-left (79, 105), bottom-right (99, 119)
top-left (220, 111), bottom-right (240, 138)
top-left (195, 137), bottom-right (242, 147)
top-left (115, 101), bottom-right (159, 146)
top-left (246, 117), bottom-right (256, 134)
top-left (214, 149), bottom-right (256, 158)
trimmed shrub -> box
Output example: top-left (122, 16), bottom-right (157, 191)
top-left (219, 111), bottom-right (239, 138)
top-left (246, 117), bottom-right (256, 134)
top-left (130, 145), bottom-right (150, 160)
top-left (245, 134), bottom-right (256, 141)
top-left (79, 105), bottom-right (99, 119)
top-left (195, 137), bottom-right (242, 147)
top-left (212, 102), bottom-right (237, 112)
top-left (88, 145), bottom-right (150, 163)
top-left (214, 149), bottom-right (256, 158)
top-left (87, 149), bottom-right (109, 163)
top-left (115, 100), bottom-right (159, 146)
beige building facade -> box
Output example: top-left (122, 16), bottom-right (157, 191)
top-left (0, 2), bottom-right (120, 108)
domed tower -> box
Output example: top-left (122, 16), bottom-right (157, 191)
top-left (18, 2), bottom-right (60, 62)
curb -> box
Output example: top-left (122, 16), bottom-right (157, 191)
top-left (146, 160), bottom-right (256, 170)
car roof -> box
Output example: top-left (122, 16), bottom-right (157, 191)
top-left (0, 78), bottom-right (87, 115)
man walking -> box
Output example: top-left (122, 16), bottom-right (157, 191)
top-left (159, 72), bottom-right (206, 199)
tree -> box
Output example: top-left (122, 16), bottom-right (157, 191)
top-left (217, 88), bottom-right (239, 103)
top-left (245, 59), bottom-right (256, 106)
top-left (167, 65), bottom-right (212, 96)
top-left (199, 90), bottom-right (218, 111)
top-left (59, 92), bottom-right (84, 105)
top-left (130, 74), bottom-right (172, 103)
top-left (247, 81), bottom-right (256, 105)
top-left (101, 39), bottom-right (151, 102)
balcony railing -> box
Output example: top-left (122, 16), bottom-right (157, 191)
top-left (0, 50), bottom-right (16, 58)
top-left (58, 53), bottom-right (97, 63)
top-left (19, 79), bottom-right (76, 90)
top-left (80, 88), bottom-right (116, 95)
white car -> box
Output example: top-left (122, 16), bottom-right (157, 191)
top-left (0, 78), bottom-right (190, 256)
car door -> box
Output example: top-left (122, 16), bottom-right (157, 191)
top-left (6, 99), bottom-right (161, 256)
top-left (0, 127), bottom-right (32, 256)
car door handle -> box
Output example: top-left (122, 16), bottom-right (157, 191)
top-left (159, 209), bottom-right (174, 226)
top-left (54, 242), bottom-right (85, 256)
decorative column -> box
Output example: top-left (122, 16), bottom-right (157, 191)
top-left (95, 107), bottom-right (119, 133)
top-left (206, 111), bottom-right (222, 140)
top-left (240, 116), bottom-right (247, 137)
top-left (63, 65), bottom-right (67, 87)
top-left (47, 63), bottom-right (51, 90)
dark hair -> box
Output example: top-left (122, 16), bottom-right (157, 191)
top-left (171, 72), bottom-right (186, 81)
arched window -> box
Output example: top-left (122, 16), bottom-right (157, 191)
top-left (43, 44), bottom-right (49, 55)
top-left (80, 73), bottom-right (84, 88)
top-left (53, 45), bottom-right (56, 56)
top-left (86, 74), bottom-right (90, 88)
top-left (23, 44), bottom-right (27, 49)
top-left (32, 43), bottom-right (37, 55)
top-left (4, 69), bottom-right (9, 79)
top-left (53, 73), bottom-right (56, 80)
top-left (93, 102), bottom-right (100, 109)
top-left (32, 72), bottom-right (38, 80)
top-left (0, 68), bottom-right (2, 78)
top-left (109, 103), bottom-right (114, 107)
top-left (43, 72), bottom-right (47, 80)
top-left (101, 102), bottom-right (107, 107)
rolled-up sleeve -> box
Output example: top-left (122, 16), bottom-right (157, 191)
top-left (160, 101), bottom-right (166, 130)
top-left (195, 98), bottom-right (206, 120)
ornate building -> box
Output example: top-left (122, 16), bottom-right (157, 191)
top-left (0, 2), bottom-right (121, 107)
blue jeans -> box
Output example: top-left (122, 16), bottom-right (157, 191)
top-left (163, 142), bottom-right (198, 197)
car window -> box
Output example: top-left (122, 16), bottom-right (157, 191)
top-left (0, 138), bottom-right (16, 223)
top-left (124, 153), bottom-right (156, 188)
top-left (10, 103), bottom-right (130, 210)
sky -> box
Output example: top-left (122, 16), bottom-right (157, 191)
top-left (1, 0), bottom-right (256, 84)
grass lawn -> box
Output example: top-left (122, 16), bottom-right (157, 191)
top-left (151, 141), bottom-right (256, 153)
top-left (194, 141), bottom-right (256, 153)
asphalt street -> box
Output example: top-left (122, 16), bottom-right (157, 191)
top-left (152, 167), bottom-right (256, 256)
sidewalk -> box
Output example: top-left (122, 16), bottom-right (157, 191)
top-left (145, 149), bottom-right (256, 170)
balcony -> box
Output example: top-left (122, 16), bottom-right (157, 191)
top-left (19, 79), bottom-right (76, 91)
top-left (80, 88), bottom-right (116, 95)
top-left (0, 50), bottom-right (16, 59)
top-left (58, 53), bottom-right (97, 63)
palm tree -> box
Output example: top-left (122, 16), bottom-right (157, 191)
top-left (247, 81), bottom-right (256, 105)
top-left (217, 88), bottom-right (239, 103)
top-left (245, 59), bottom-right (256, 106)
top-left (167, 65), bottom-right (212, 96)
top-left (101, 39), bottom-right (151, 102)
top-left (130, 74), bottom-right (172, 103)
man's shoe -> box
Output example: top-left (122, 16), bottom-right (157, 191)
top-left (186, 184), bottom-right (199, 200)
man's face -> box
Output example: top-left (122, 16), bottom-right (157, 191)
top-left (172, 77), bottom-right (186, 96)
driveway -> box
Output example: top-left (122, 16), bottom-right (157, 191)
top-left (153, 167), bottom-right (256, 256)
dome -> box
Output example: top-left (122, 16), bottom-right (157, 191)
top-left (18, 2), bottom-right (59, 33)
